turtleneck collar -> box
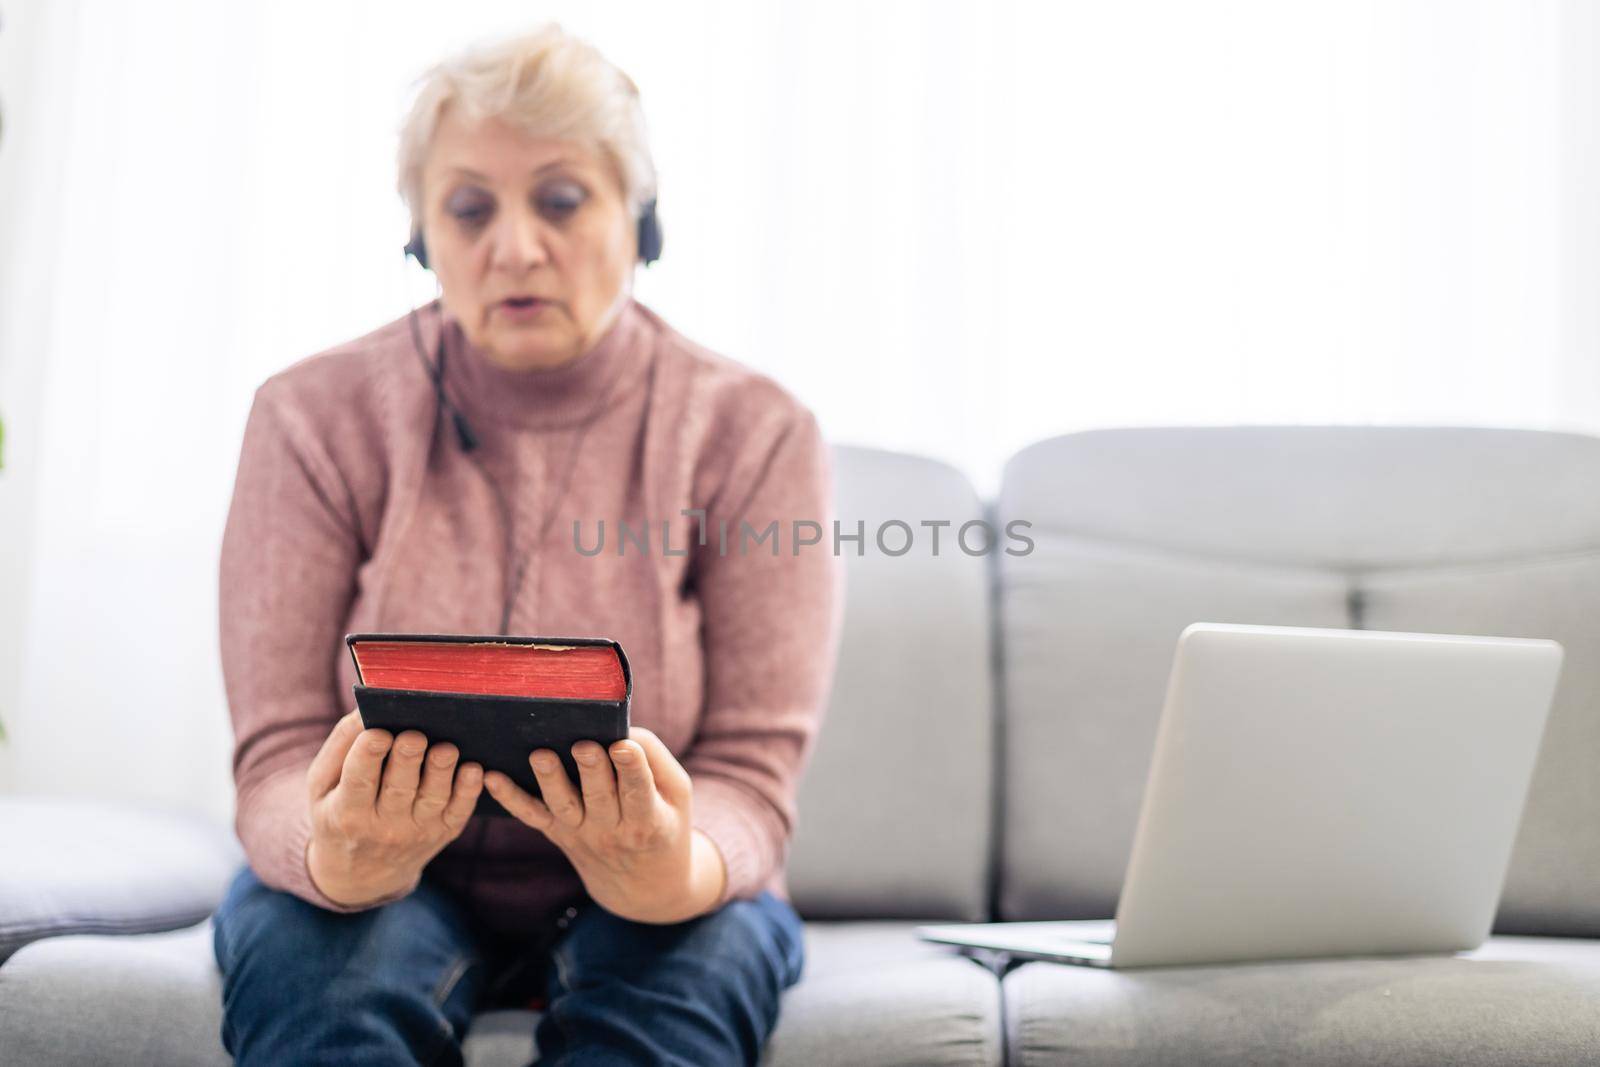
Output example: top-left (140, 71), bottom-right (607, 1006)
top-left (435, 295), bottom-right (651, 430)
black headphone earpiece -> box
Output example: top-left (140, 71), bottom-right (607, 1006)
top-left (636, 198), bottom-right (663, 266)
top-left (404, 230), bottom-right (430, 271)
top-left (403, 199), bottom-right (664, 272)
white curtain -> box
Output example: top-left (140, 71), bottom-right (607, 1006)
top-left (2, 0), bottom-right (1596, 817)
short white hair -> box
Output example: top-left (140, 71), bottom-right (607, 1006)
top-left (395, 23), bottom-right (657, 231)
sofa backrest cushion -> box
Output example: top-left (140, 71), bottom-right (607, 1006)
top-left (785, 446), bottom-right (994, 921)
top-left (994, 426), bottom-right (1600, 936)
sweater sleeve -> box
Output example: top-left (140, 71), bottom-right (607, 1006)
top-left (218, 384), bottom-right (407, 913)
top-left (684, 403), bottom-right (845, 907)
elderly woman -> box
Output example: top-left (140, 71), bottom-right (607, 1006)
top-left (212, 24), bottom-right (841, 1066)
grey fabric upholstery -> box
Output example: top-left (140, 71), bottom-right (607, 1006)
top-left (998, 426), bottom-right (1600, 568)
top-left (0, 924), bottom-right (231, 1067)
top-left (785, 446), bottom-right (994, 921)
top-left (995, 427), bottom-right (1600, 933)
top-left (1002, 935), bottom-right (1600, 1066)
top-left (0, 797), bottom-right (242, 962)
top-left (763, 922), bottom-right (1003, 1065)
top-left (0, 920), bottom-right (1002, 1067)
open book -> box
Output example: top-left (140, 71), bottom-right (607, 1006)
top-left (345, 633), bottom-right (632, 817)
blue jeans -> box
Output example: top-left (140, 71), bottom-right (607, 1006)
top-left (211, 864), bottom-right (806, 1066)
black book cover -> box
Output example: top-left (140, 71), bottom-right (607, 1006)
top-left (346, 633), bottom-right (632, 818)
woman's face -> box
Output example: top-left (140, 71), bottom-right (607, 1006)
top-left (419, 108), bottom-right (635, 371)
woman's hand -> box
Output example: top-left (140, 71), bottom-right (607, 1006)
top-left (304, 709), bottom-right (484, 909)
top-left (483, 726), bottom-right (728, 924)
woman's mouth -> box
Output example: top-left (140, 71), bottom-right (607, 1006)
top-left (498, 296), bottom-right (549, 322)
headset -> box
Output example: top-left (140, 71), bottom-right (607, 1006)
top-left (403, 197), bottom-right (663, 271)
top-left (404, 198), bottom-right (663, 454)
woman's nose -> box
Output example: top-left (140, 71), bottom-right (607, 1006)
top-left (490, 210), bottom-right (550, 270)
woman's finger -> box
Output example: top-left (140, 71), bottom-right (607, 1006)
top-left (573, 740), bottom-right (621, 829)
top-left (629, 727), bottom-right (692, 808)
top-left (610, 738), bottom-right (658, 825)
top-left (335, 727), bottom-right (393, 816)
top-left (375, 730), bottom-right (427, 821)
top-left (441, 762), bottom-right (484, 834)
top-left (307, 709), bottom-right (365, 801)
top-left (531, 749), bottom-right (585, 828)
top-left (414, 742), bottom-right (459, 822)
top-left (484, 770), bottom-right (552, 831)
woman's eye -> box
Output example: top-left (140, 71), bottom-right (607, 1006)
top-left (537, 184), bottom-right (586, 219)
top-left (446, 188), bottom-right (492, 224)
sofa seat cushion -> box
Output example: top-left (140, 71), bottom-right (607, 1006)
top-left (0, 920), bottom-right (1002, 1066)
top-left (1002, 934), bottom-right (1600, 1066)
top-left (0, 923), bottom-right (231, 1066)
top-left (464, 923), bottom-right (1009, 1066)
top-left (0, 796), bottom-right (241, 962)
top-left (764, 921), bottom-right (1003, 1065)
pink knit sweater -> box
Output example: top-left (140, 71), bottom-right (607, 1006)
top-left (218, 296), bottom-right (844, 936)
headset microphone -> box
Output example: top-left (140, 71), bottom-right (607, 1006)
top-left (405, 298), bottom-right (480, 453)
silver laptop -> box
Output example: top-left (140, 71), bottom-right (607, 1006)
top-left (917, 622), bottom-right (1564, 968)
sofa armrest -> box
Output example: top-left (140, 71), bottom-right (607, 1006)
top-left (0, 796), bottom-right (242, 963)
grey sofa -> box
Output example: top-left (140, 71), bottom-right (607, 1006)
top-left (5, 426), bottom-right (1600, 1065)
